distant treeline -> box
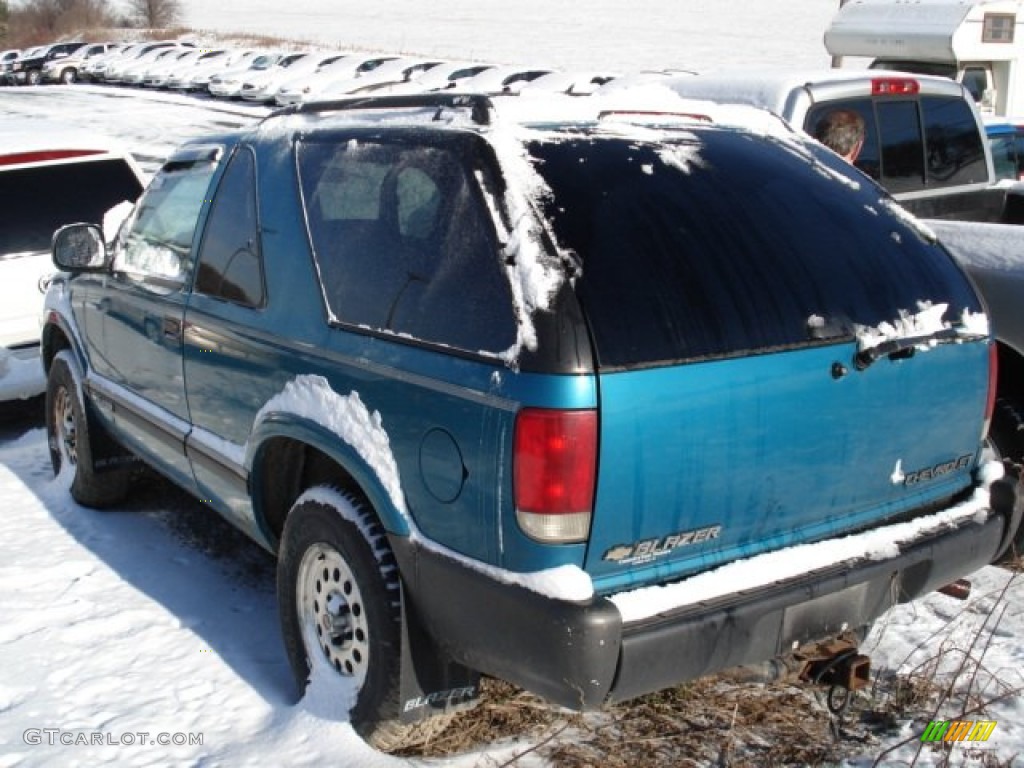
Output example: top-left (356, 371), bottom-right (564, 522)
top-left (3, 0), bottom-right (182, 47)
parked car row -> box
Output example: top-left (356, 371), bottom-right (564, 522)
top-left (2, 36), bottom-right (624, 105)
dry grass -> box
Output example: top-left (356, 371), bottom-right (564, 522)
top-left (399, 568), bottom-right (1022, 767)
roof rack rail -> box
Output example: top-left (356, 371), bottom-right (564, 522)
top-left (269, 93), bottom-right (496, 126)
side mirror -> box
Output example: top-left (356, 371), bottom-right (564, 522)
top-left (52, 223), bottom-right (108, 271)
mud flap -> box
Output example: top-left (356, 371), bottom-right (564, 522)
top-left (397, 582), bottom-right (481, 724)
top-left (83, 392), bottom-right (140, 473)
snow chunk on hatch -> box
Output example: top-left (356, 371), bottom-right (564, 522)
top-left (854, 301), bottom-right (989, 357)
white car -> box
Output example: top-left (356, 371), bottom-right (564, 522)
top-left (455, 65), bottom-right (553, 94)
top-left (304, 58), bottom-right (444, 102)
top-left (144, 48), bottom-right (230, 89)
top-left (0, 122), bottom-right (146, 401)
top-left (103, 43), bottom-right (185, 84)
top-left (238, 52), bottom-right (338, 103)
top-left (173, 48), bottom-right (257, 92)
top-left (516, 71), bottom-right (619, 96)
top-left (273, 54), bottom-right (401, 106)
top-left (377, 62), bottom-right (495, 95)
top-left (121, 47), bottom-right (188, 86)
top-left (208, 52), bottom-right (284, 99)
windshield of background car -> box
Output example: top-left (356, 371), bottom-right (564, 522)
top-left (112, 150), bottom-right (219, 284)
top-left (0, 157), bottom-right (143, 255)
top-left (528, 129), bottom-right (982, 370)
top-left (297, 132), bottom-right (516, 354)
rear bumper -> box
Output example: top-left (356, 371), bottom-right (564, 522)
top-left (393, 470), bottom-right (1021, 710)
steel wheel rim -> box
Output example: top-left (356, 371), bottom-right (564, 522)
top-left (296, 542), bottom-right (370, 688)
top-left (54, 386), bottom-right (78, 467)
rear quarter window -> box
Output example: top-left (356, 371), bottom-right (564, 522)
top-left (529, 130), bottom-right (981, 369)
top-left (297, 132), bottom-right (517, 355)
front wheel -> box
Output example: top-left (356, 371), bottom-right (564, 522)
top-left (60, 68), bottom-right (77, 84)
top-left (277, 487), bottom-right (451, 751)
top-left (26, 69), bottom-right (41, 86)
top-left (45, 350), bottom-right (129, 507)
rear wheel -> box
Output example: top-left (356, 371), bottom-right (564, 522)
top-left (45, 351), bottom-right (129, 508)
top-left (277, 487), bottom-right (451, 751)
top-left (26, 69), bottom-right (41, 86)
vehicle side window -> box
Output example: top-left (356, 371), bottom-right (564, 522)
top-left (194, 147), bottom-right (265, 308)
top-left (920, 96), bottom-right (988, 188)
top-left (298, 136), bottom-right (516, 354)
top-left (113, 152), bottom-right (218, 285)
top-left (960, 67), bottom-right (988, 103)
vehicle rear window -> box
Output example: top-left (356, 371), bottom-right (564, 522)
top-left (806, 96), bottom-right (987, 194)
top-left (0, 158), bottom-right (143, 254)
top-left (529, 129), bottom-right (982, 369)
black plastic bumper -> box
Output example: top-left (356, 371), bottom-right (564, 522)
top-left (391, 472), bottom-right (1021, 711)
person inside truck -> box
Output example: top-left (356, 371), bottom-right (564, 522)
top-left (813, 109), bottom-right (866, 164)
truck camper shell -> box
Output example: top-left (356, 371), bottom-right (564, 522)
top-left (826, 0), bottom-right (1024, 115)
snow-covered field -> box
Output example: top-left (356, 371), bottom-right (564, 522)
top-left (1, 2), bottom-right (1023, 765)
top-left (172, 0), bottom-right (841, 74)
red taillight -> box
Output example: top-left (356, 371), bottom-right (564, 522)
top-left (985, 343), bottom-right (998, 438)
top-left (513, 408), bottom-right (597, 543)
top-left (871, 77), bottom-right (920, 96)
top-left (0, 149), bottom-right (105, 167)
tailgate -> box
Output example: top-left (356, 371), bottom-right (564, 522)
top-left (585, 338), bottom-right (988, 590)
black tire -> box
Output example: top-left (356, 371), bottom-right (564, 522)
top-left (60, 68), bottom-right (76, 85)
top-left (277, 487), bottom-right (451, 751)
top-left (26, 69), bottom-right (41, 86)
top-left (984, 398), bottom-right (1024, 561)
top-left (45, 350), bottom-right (129, 508)
top-left (988, 397), bottom-right (1024, 466)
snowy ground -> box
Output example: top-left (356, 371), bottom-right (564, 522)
top-left (1, 3), bottom-right (1023, 763)
top-left (168, 0), bottom-right (842, 75)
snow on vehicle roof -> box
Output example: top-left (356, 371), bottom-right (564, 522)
top-left (656, 67), bottom-right (968, 114)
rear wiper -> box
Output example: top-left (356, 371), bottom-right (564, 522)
top-left (855, 327), bottom-right (987, 371)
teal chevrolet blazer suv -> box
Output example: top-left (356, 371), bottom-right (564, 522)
top-left (42, 93), bottom-right (1021, 751)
